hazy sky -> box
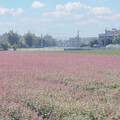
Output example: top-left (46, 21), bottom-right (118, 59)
top-left (0, 0), bottom-right (120, 38)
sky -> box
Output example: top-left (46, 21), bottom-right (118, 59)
top-left (0, 0), bottom-right (120, 39)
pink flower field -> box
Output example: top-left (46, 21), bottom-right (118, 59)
top-left (0, 51), bottom-right (120, 120)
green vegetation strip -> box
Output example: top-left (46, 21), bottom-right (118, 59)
top-left (48, 49), bottom-right (120, 55)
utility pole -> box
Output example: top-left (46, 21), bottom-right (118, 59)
top-left (77, 30), bottom-right (79, 38)
top-left (77, 30), bottom-right (81, 47)
top-left (104, 27), bottom-right (107, 47)
top-left (41, 34), bottom-right (43, 48)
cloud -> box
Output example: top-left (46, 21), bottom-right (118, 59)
top-left (42, 1), bottom-right (117, 23)
top-left (91, 7), bottom-right (113, 14)
top-left (0, 7), bottom-right (23, 16)
top-left (43, 11), bottom-right (83, 20)
top-left (98, 13), bottom-right (120, 20)
top-left (43, 11), bottom-right (71, 17)
top-left (0, 22), bottom-right (17, 26)
top-left (56, 2), bottom-right (114, 15)
top-left (17, 8), bottom-right (24, 14)
top-left (0, 8), bottom-right (14, 15)
top-left (114, 13), bottom-right (120, 19)
top-left (32, 1), bottom-right (45, 9)
top-left (74, 14), bottom-right (83, 19)
top-left (11, 8), bottom-right (24, 16)
top-left (19, 17), bottom-right (55, 25)
top-left (56, 2), bottom-right (90, 11)
top-left (76, 19), bottom-right (100, 25)
top-left (43, 2), bottom-right (85, 19)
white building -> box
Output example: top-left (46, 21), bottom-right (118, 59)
top-left (69, 31), bottom-right (81, 47)
top-left (99, 28), bottom-right (117, 45)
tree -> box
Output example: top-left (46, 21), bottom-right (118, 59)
top-left (0, 43), bottom-right (9, 50)
top-left (1, 31), bottom-right (57, 48)
top-left (3, 30), bottom-right (20, 46)
top-left (1, 33), bottom-right (10, 50)
top-left (23, 32), bottom-right (35, 48)
top-left (2, 30), bottom-right (20, 49)
top-left (88, 39), bottom-right (99, 47)
top-left (43, 34), bottom-right (56, 47)
top-left (2, 33), bottom-right (9, 44)
top-left (80, 42), bottom-right (88, 47)
top-left (105, 39), bottom-right (112, 45)
top-left (34, 37), bottom-right (44, 48)
top-left (19, 36), bottom-right (26, 48)
top-left (113, 30), bottom-right (120, 44)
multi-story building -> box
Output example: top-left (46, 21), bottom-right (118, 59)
top-left (98, 28), bottom-right (117, 46)
top-left (69, 31), bottom-right (81, 47)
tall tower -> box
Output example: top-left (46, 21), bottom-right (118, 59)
top-left (77, 30), bottom-right (79, 38)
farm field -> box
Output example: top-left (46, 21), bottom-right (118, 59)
top-left (0, 51), bottom-right (120, 120)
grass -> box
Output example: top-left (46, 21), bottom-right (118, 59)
top-left (2, 48), bottom-right (120, 55)
top-left (53, 49), bottom-right (120, 55)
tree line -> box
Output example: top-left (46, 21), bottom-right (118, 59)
top-left (0, 30), bottom-right (120, 50)
top-left (0, 30), bottom-right (56, 50)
